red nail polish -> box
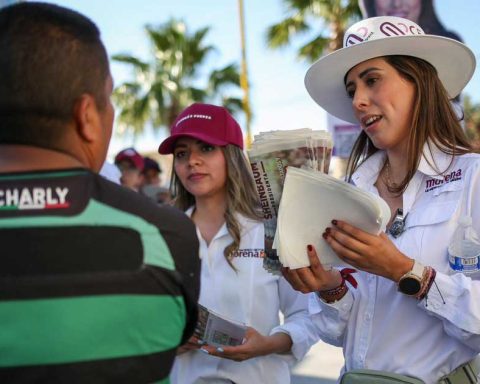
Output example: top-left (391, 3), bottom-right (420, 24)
top-left (332, 220), bottom-right (338, 225)
top-left (307, 244), bottom-right (313, 251)
top-left (325, 227), bottom-right (331, 234)
top-left (322, 232), bottom-right (327, 239)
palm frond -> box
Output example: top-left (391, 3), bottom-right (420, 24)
top-left (266, 15), bottom-right (309, 48)
top-left (298, 35), bottom-right (330, 62)
top-left (266, 0), bottom-right (361, 59)
top-left (111, 54), bottom-right (149, 72)
top-left (112, 18), bottom-right (243, 137)
top-left (208, 63), bottom-right (241, 91)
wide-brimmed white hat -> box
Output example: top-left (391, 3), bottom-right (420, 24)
top-left (305, 16), bottom-right (476, 124)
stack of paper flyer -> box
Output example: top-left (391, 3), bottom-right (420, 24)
top-left (193, 304), bottom-right (247, 347)
top-left (275, 167), bottom-right (391, 269)
top-left (247, 129), bottom-right (333, 273)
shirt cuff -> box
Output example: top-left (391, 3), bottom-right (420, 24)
top-left (309, 289), bottom-right (354, 316)
top-left (419, 270), bottom-right (480, 333)
top-left (270, 322), bottom-right (309, 361)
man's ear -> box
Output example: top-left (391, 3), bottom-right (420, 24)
top-left (73, 94), bottom-right (100, 143)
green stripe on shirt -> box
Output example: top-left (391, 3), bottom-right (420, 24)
top-left (0, 294), bottom-right (186, 367)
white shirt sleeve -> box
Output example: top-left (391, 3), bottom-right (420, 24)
top-left (308, 289), bottom-right (354, 347)
top-left (420, 272), bottom-right (480, 351)
top-left (269, 277), bottom-right (321, 361)
top-left (419, 159), bottom-right (480, 352)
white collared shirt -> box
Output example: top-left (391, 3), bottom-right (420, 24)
top-left (170, 208), bottom-right (318, 384)
top-left (309, 145), bottom-right (480, 383)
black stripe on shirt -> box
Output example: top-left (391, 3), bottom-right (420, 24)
top-left (0, 349), bottom-right (175, 384)
top-left (0, 267), bottom-right (183, 300)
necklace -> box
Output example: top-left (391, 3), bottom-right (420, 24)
top-left (384, 159), bottom-right (398, 189)
top-left (382, 161), bottom-right (408, 237)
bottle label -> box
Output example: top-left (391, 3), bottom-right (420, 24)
top-left (449, 254), bottom-right (480, 273)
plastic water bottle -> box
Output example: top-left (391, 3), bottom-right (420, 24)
top-left (448, 216), bottom-right (480, 274)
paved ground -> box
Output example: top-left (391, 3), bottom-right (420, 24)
top-left (291, 341), bottom-right (344, 384)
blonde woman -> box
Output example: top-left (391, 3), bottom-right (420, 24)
top-left (158, 103), bottom-right (318, 384)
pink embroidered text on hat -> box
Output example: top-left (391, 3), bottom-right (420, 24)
top-left (304, 16), bottom-right (476, 124)
top-left (114, 147), bottom-right (144, 171)
top-left (158, 103), bottom-right (244, 154)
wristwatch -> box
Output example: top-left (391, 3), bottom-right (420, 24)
top-left (397, 260), bottom-right (425, 296)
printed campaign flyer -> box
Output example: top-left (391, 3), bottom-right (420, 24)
top-left (247, 129), bottom-right (332, 273)
top-left (194, 304), bottom-right (247, 347)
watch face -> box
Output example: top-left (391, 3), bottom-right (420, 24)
top-left (398, 277), bottom-right (421, 295)
top-left (389, 218), bottom-right (406, 238)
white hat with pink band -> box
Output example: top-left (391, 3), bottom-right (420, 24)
top-left (305, 16), bottom-right (476, 124)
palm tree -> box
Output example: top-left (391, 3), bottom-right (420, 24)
top-left (112, 19), bottom-right (242, 137)
top-left (266, 0), bottom-right (361, 62)
top-left (464, 95), bottom-right (480, 148)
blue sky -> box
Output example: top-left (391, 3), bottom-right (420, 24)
top-left (39, 0), bottom-right (480, 157)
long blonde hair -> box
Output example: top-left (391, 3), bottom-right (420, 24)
top-left (346, 55), bottom-right (475, 194)
top-left (171, 144), bottom-right (262, 269)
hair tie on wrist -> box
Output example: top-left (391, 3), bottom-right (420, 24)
top-left (340, 268), bottom-right (358, 288)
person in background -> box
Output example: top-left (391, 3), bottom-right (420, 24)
top-left (141, 156), bottom-right (172, 204)
top-left (114, 146), bottom-right (145, 191)
top-left (285, 15), bottom-right (480, 383)
top-left (0, 2), bottom-right (200, 382)
top-left (158, 103), bottom-right (319, 384)
top-left (143, 156), bottom-right (162, 186)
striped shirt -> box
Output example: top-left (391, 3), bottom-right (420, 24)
top-left (0, 168), bottom-right (200, 383)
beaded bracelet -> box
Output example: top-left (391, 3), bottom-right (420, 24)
top-left (416, 267), bottom-right (436, 301)
top-left (318, 281), bottom-right (348, 303)
top-left (317, 268), bottom-right (357, 303)
top-left (320, 279), bottom-right (347, 296)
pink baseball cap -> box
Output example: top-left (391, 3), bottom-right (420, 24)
top-left (114, 147), bottom-right (144, 171)
top-left (158, 103), bottom-right (244, 154)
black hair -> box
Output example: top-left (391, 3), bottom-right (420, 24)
top-left (359, 0), bottom-right (462, 41)
top-left (0, 2), bottom-right (109, 148)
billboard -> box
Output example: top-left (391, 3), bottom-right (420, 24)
top-left (0, 0), bottom-right (23, 8)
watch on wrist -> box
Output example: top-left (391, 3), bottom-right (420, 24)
top-left (397, 260), bottom-right (425, 296)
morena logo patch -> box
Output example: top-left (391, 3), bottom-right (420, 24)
top-left (425, 169), bottom-right (462, 192)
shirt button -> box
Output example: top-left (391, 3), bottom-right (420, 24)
top-left (365, 313), bottom-right (371, 321)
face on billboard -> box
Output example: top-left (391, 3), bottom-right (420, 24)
top-left (374, 0), bottom-right (422, 23)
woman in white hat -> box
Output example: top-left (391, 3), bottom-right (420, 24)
top-left (284, 16), bottom-right (480, 383)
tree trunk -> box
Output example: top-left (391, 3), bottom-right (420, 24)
top-left (329, 21), bottom-right (344, 52)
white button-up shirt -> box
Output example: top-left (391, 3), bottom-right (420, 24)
top-left (171, 209), bottom-right (318, 384)
top-left (309, 146), bottom-right (480, 383)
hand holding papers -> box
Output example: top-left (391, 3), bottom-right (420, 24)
top-left (275, 167), bottom-right (391, 269)
top-left (194, 304), bottom-right (247, 347)
top-left (248, 129), bottom-right (333, 274)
